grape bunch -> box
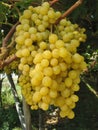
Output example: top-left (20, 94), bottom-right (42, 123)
top-left (15, 2), bottom-right (87, 119)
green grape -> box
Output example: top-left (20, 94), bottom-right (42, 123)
top-left (33, 53), bottom-right (43, 64)
top-left (52, 48), bottom-right (59, 58)
top-left (43, 67), bottom-right (53, 76)
top-left (50, 58), bottom-right (58, 66)
top-left (33, 91), bottom-right (42, 103)
top-left (39, 41), bottom-right (48, 50)
top-left (40, 87), bottom-right (49, 96)
top-left (22, 48), bottom-right (30, 57)
top-left (55, 40), bottom-right (64, 48)
top-left (40, 59), bottom-right (49, 67)
top-left (29, 27), bottom-right (37, 34)
top-left (49, 90), bottom-right (58, 98)
top-left (61, 88), bottom-right (71, 98)
top-left (38, 24), bottom-right (45, 32)
top-left (59, 47), bottom-right (68, 58)
top-left (49, 34), bottom-right (58, 44)
top-left (67, 110), bottom-right (75, 119)
top-left (15, 35), bottom-right (25, 45)
top-left (42, 76), bottom-right (52, 87)
top-left (23, 9), bottom-right (32, 19)
top-left (43, 50), bottom-right (52, 59)
top-left (64, 77), bottom-right (73, 87)
top-left (24, 38), bottom-right (32, 47)
top-left (53, 65), bottom-right (61, 75)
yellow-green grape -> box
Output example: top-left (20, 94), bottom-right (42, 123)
top-left (49, 89), bottom-right (58, 98)
top-left (60, 104), bottom-right (69, 112)
top-left (54, 96), bottom-right (65, 107)
top-left (43, 50), bottom-right (52, 59)
top-left (31, 76), bottom-right (41, 86)
top-left (65, 98), bottom-right (73, 106)
top-left (50, 58), bottom-right (58, 66)
top-left (35, 63), bottom-right (43, 71)
top-left (36, 32), bottom-right (43, 42)
top-left (39, 41), bottom-right (48, 50)
top-left (42, 95), bottom-right (51, 104)
top-left (67, 110), bottom-right (75, 119)
top-left (48, 9), bottom-right (55, 19)
top-left (64, 77), bottom-right (73, 88)
top-left (33, 53), bottom-right (43, 64)
top-left (61, 88), bottom-right (71, 98)
top-left (22, 48), bottom-right (30, 57)
top-left (55, 40), bottom-right (65, 48)
top-left (42, 76), bottom-right (52, 87)
top-left (57, 82), bottom-right (65, 91)
top-left (21, 19), bottom-right (30, 25)
top-left (68, 70), bottom-right (78, 79)
top-left (30, 34), bottom-right (37, 41)
top-left (22, 24), bottom-right (30, 31)
top-left (49, 34), bottom-right (58, 44)
top-left (29, 27), bottom-right (37, 34)
top-left (16, 24), bottom-right (23, 33)
top-left (24, 38), bottom-right (32, 47)
top-left (59, 62), bottom-right (67, 71)
top-left (40, 87), bottom-right (49, 96)
top-left (72, 84), bottom-right (80, 91)
top-left (50, 80), bottom-right (58, 90)
top-left (60, 19), bottom-right (67, 26)
top-left (40, 59), bottom-right (49, 67)
top-left (79, 61), bottom-right (87, 70)
top-left (23, 9), bottom-right (32, 19)
top-left (15, 35), bottom-right (25, 45)
top-left (39, 102), bottom-right (49, 111)
top-left (23, 64), bottom-right (30, 72)
top-left (59, 47), bottom-right (68, 58)
top-left (70, 102), bottom-right (76, 109)
top-left (43, 67), bottom-right (53, 76)
top-left (53, 65), bottom-right (61, 75)
top-left (70, 94), bottom-right (79, 102)
top-left (72, 53), bottom-right (84, 63)
top-left (52, 48), bottom-right (59, 58)
top-left (60, 109), bottom-right (70, 118)
top-left (33, 91), bottom-right (42, 103)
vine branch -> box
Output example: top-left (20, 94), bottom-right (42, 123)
top-left (0, 36), bottom-right (16, 60)
top-left (56, 0), bottom-right (83, 24)
top-left (2, 21), bottom-right (19, 47)
top-left (49, 0), bottom-right (59, 6)
top-left (0, 54), bottom-right (18, 69)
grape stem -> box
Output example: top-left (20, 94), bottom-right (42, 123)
top-left (49, 0), bottom-right (59, 6)
top-left (0, 21), bottom-right (19, 68)
top-left (56, 0), bottom-right (83, 24)
top-left (0, 54), bottom-right (18, 69)
top-left (2, 21), bottom-right (19, 47)
top-left (0, 36), bottom-right (16, 60)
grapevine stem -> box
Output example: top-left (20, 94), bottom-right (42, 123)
top-left (49, 0), bottom-right (59, 6)
top-left (56, 0), bottom-right (83, 24)
top-left (0, 55), bottom-right (18, 69)
top-left (2, 21), bottom-right (19, 47)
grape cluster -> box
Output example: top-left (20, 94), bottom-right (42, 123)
top-left (15, 2), bottom-right (87, 119)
